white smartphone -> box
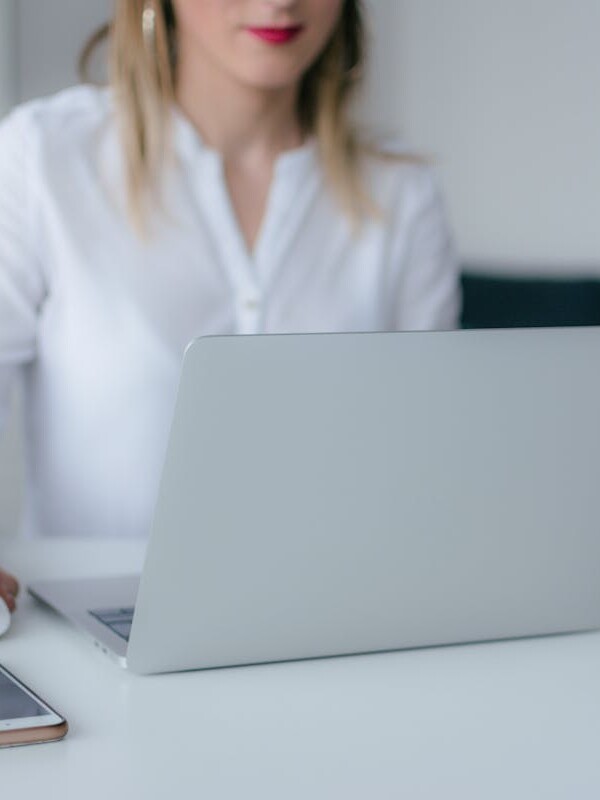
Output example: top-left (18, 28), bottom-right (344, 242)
top-left (0, 663), bottom-right (68, 748)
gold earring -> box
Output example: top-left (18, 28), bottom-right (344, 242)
top-left (142, 1), bottom-right (157, 49)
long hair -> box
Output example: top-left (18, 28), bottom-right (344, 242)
top-left (80, 0), bottom-right (371, 231)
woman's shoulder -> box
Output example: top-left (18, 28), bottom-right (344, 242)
top-left (360, 134), bottom-right (443, 210)
top-left (0, 84), bottom-right (112, 151)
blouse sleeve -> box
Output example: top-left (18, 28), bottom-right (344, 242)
top-left (0, 107), bottom-right (47, 431)
top-left (393, 166), bottom-right (462, 331)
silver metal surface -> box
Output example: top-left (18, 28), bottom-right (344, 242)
top-left (29, 575), bottom-right (139, 661)
top-left (122, 328), bottom-right (600, 673)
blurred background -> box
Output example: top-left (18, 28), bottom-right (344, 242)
top-left (0, 0), bottom-right (598, 536)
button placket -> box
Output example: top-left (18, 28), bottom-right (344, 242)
top-left (236, 291), bottom-right (262, 335)
top-left (253, 144), bottom-right (320, 292)
top-left (176, 117), bottom-right (318, 337)
top-left (196, 155), bottom-right (262, 335)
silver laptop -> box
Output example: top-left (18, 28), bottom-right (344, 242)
top-left (29, 328), bottom-right (600, 674)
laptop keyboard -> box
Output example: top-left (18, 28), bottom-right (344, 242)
top-left (88, 607), bottom-right (135, 642)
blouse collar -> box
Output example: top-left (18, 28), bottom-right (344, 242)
top-left (171, 104), bottom-right (317, 177)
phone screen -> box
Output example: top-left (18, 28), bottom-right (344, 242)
top-left (0, 669), bottom-right (51, 721)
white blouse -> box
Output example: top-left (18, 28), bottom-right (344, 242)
top-left (0, 86), bottom-right (460, 539)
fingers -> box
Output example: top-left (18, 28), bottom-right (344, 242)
top-left (0, 570), bottom-right (20, 613)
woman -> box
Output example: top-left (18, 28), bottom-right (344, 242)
top-left (0, 0), bottom-right (460, 611)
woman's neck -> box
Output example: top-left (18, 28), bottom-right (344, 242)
top-left (175, 52), bottom-right (303, 163)
top-left (175, 50), bottom-right (305, 253)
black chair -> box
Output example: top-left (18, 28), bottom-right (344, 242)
top-left (460, 271), bottom-right (600, 329)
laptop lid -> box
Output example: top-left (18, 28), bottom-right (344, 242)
top-left (127, 328), bottom-right (600, 673)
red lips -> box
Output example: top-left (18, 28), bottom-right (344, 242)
top-left (246, 26), bottom-right (303, 45)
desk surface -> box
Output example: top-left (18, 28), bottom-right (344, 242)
top-left (1, 539), bottom-right (599, 799)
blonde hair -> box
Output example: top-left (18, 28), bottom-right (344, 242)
top-left (80, 0), bottom-right (372, 230)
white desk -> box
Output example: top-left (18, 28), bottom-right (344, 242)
top-left (1, 539), bottom-right (599, 799)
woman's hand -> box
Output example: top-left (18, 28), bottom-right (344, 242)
top-left (0, 568), bottom-right (19, 612)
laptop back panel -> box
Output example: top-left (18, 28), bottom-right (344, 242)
top-left (127, 329), bottom-right (600, 673)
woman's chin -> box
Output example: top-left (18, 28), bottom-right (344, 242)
top-left (230, 62), bottom-right (308, 93)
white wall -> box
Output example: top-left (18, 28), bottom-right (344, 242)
top-left (0, 0), bottom-right (20, 536)
top-left (16, 0), bottom-right (110, 102)
top-left (362, 0), bottom-right (600, 270)
top-left (0, 0), bottom-right (17, 116)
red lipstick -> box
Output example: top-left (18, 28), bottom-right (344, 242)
top-left (246, 26), bottom-right (303, 45)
